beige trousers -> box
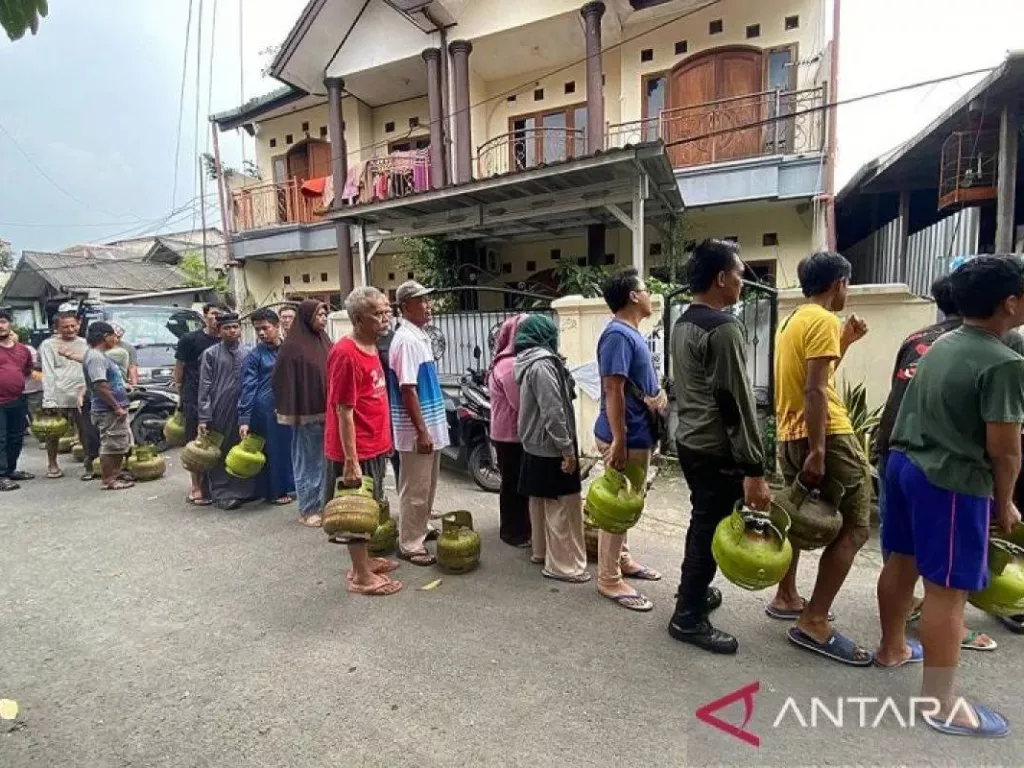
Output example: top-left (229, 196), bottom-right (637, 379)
top-left (398, 450), bottom-right (440, 554)
top-left (594, 441), bottom-right (651, 588)
top-left (529, 493), bottom-right (587, 577)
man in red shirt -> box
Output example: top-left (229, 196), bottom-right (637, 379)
top-left (0, 308), bottom-right (35, 491)
top-left (324, 287), bottom-right (403, 596)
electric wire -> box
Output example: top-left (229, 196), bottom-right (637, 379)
top-left (171, 0), bottom-right (196, 210)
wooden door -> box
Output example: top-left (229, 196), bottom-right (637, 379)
top-left (667, 47), bottom-right (764, 167)
top-left (287, 148), bottom-right (310, 182)
top-left (308, 140), bottom-right (331, 178)
top-left (667, 55), bottom-right (715, 167)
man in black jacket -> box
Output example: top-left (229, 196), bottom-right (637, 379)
top-left (668, 240), bottom-right (771, 653)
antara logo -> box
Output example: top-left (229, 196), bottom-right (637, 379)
top-left (695, 681), bottom-right (760, 747)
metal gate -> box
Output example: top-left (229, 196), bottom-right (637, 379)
top-left (414, 286), bottom-right (554, 385)
top-left (662, 279), bottom-right (779, 456)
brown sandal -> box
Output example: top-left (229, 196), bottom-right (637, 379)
top-left (397, 550), bottom-right (436, 566)
top-left (102, 479), bottom-right (135, 491)
top-left (346, 558), bottom-right (400, 581)
top-left (346, 577), bottom-right (403, 596)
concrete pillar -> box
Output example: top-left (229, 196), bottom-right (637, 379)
top-left (996, 103), bottom-right (1018, 253)
top-left (587, 223), bottom-right (605, 266)
top-left (448, 39), bottom-right (473, 184)
top-left (325, 76), bottom-right (355, 296)
top-left (581, 1), bottom-right (606, 154)
top-left (422, 48), bottom-right (447, 189)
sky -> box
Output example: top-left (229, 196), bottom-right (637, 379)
top-left (0, 0), bottom-right (1022, 255)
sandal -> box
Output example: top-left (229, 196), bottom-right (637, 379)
top-left (46, 469), bottom-right (64, 479)
top-left (9, 470), bottom-right (34, 481)
top-left (397, 550), bottom-right (436, 566)
top-left (787, 627), bottom-right (873, 667)
top-left (961, 629), bottom-right (998, 652)
top-left (346, 577), bottom-right (404, 596)
top-left (186, 496), bottom-right (212, 506)
top-left (601, 589), bottom-right (654, 612)
top-left (272, 495), bottom-right (295, 506)
top-left (542, 569), bottom-right (593, 583)
top-left (623, 564), bottom-right (662, 581)
top-left (765, 598), bottom-right (836, 622)
top-left (300, 514), bottom-right (323, 528)
top-left (81, 471), bottom-right (96, 482)
top-left (0, 478), bottom-right (20, 491)
top-left (102, 479), bottom-right (135, 491)
top-left (922, 700), bottom-right (1010, 738)
top-left (346, 558), bottom-right (400, 581)
top-left (872, 639), bottom-right (924, 668)
top-left (529, 555), bottom-right (545, 565)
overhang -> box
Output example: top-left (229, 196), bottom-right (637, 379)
top-left (328, 143), bottom-right (683, 243)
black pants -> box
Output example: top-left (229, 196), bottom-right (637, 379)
top-left (675, 444), bottom-right (745, 615)
top-left (493, 440), bottom-right (531, 545)
top-left (79, 399), bottom-right (101, 466)
top-left (0, 396), bottom-right (28, 478)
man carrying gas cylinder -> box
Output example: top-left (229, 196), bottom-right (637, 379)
top-left (667, 240), bottom-right (772, 653)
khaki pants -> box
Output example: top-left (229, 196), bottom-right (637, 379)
top-left (530, 493), bottom-right (587, 578)
top-left (398, 450), bottom-right (440, 554)
top-left (595, 440), bottom-right (651, 588)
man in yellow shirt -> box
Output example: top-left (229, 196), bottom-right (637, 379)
top-left (768, 251), bottom-right (873, 666)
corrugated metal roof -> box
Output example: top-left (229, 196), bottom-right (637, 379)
top-left (21, 251), bottom-right (188, 293)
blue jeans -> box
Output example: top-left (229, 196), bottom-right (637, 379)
top-left (877, 454), bottom-right (889, 562)
top-left (291, 421), bottom-right (326, 517)
top-left (0, 396), bottom-right (28, 477)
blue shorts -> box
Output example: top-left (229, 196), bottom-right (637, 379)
top-left (883, 451), bottom-right (991, 592)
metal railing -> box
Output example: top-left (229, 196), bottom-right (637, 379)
top-left (229, 179), bottom-right (323, 233)
top-left (606, 86), bottom-right (826, 167)
top-left (362, 149), bottom-right (432, 203)
top-left (477, 127), bottom-right (587, 178)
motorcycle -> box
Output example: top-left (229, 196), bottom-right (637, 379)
top-left (128, 385), bottom-right (179, 450)
top-left (442, 353), bottom-right (502, 493)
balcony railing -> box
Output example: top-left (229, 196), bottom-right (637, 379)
top-left (606, 86), bottom-right (826, 169)
top-left (230, 179), bottom-right (323, 233)
top-left (477, 127), bottom-right (588, 178)
top-left (228, 150), bottom-right (431, 234)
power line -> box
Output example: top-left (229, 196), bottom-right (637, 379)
top-left (171, 0), bottom-right (196, 210)
top-left (207, 0), bottom-right (219, 153)
top-left (238, 0), bottom-right (247, 168)
top-left (192, 0), bottom-right (206, 236)
top-left (0, 118), bottom-right (143, 223)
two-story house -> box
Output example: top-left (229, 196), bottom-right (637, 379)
top-left (211, 0), bottom-right (836, 310)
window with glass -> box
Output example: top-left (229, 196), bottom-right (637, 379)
top-left (643, 75), bottom-right (666, 141)
top-left (509, 104), bottom-right (587, 171)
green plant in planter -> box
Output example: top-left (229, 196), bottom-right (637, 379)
top-left (841, 379), bottom-right (882, 465)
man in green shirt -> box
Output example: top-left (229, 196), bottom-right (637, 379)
top-left (878, 255), bottom-right (1024, 738)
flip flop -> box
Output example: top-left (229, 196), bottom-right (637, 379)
top-left (272, 495), bottom-right (295, 506)
top-left (186, 496), bottom-right (213, 506)
top-left (996, 615), bottom-right (1024, 635)
top-left (765, 599), bottom-right (836, 622)
top-left (872, 639), bottom-right (924, 668)
top-left (397, 550), bottom-right (436, 567)
top-left (46, 469), bottom-right (64, 479)
top-left (923, 701), bottom-right (1010, 738)
top-left (346, 559), bottom-right (400, 581)
top-left (787, 626), bottom-right (873, 666)
top-left (0, 478), bottom-right (20, 491)
top-left (961, 630), bottom-right (998, 651)
top-left (346, 578), bottom-right (404, 596)
top-left (601, 590), bottom-right (654, 612)
top-left (9, 471), bottom-right (34, 481)
top-left (623, 564), bottom-right (662, 581)
top-left (542, 569), bottom-right (593, 583)
top-left (101, 479), bottom-right (135, 491)
top-left (81, 471), bottom-right (96, 482)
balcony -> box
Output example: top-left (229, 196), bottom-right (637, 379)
top-left (477, 127), bottom-right (588, 178)
top-left (229, 150), bottom-right (432, 235)
top-left (606, 86), bottom-right (826, 166)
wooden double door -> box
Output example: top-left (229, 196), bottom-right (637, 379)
top-left (666, 47), bottom-right (764, 168)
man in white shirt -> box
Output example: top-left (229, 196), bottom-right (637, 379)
top-left (38, 312), bottom-right (88, 479)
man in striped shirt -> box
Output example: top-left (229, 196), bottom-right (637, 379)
top-left (389, 281), bottom-right (449, 566)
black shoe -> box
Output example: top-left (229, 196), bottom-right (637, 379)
top-left (668, 613), bottom-right (739, 654)
top-left (706, 586), bottom-right (722, 612)
top-left (997, 614), bottom-right (1024, 634)
top-left (216, 499), bottom-right (242, 511)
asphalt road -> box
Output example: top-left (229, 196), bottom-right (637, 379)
top-left (1, 447), bottom-right (1022, 767)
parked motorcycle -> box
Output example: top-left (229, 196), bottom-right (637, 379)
top-left (442, 351), bottom-right (501, 493)
top-left (128, 385), bottom-right (180, 451)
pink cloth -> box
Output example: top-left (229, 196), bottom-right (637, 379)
top-left (488, 315), bottom-right (526, 443)
top-left (341, 165), bottom-right (360, 203)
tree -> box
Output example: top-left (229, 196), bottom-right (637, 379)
top-left (0, 238), bottom-right (13, 272)
top-left (180, 251), bottom-right (228, 294)
top-left (1, 0), bottom-right (48, 42)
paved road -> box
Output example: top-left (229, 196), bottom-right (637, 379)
top-left (1, 448), bottom-right (1021, 767)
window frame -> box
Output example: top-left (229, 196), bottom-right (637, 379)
top-left (507, 101), bottom-right (589, 170)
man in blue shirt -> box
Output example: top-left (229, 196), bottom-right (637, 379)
top-left (82, 321), bottom-right (133, 491)
top-left (594, 267), bottom-right (667, 612)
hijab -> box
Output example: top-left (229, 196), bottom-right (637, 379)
top-left (486, 313), bottom-right (525, 385)
top-left (514, 314), bottom-right (559, 354)
top-left (272, 299), bottom-right (332, 421)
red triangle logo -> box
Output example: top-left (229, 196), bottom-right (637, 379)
top-left (695, 681), bottom-right (760, 747)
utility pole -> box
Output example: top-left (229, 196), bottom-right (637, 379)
top-left (198, 155), bottom-right (209, 283)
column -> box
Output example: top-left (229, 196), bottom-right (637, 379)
top-left (581, 1), bottom-right (605, 154)
top-left (448, 39), bottom-right (473, 184)
top-left (422, 48), bottom-right (447, 189)
top-left (996, 103), bottom-right (1019, 253)
top-left (325, 76), bottom-right (355, 294)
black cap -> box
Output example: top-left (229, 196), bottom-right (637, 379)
top-left (216, 312), bottom-right (241, 327)
top-left (86, 321), bottom-right (116, 345)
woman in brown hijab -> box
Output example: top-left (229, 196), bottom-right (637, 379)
top-left (272, 299), bottom-right (332, 526)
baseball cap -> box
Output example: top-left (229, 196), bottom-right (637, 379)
top-left (395, 280), bottom-right (433, 305)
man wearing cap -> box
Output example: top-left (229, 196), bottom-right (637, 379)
top-left (198, 312), bottom-right (253, 510)
top-left (388, 280), bottom-right (449, 565)
top-left (82, 322), bottom-right (134, 491)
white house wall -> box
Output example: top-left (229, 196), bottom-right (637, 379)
top-left (327, 0), bottom-right (440, 80)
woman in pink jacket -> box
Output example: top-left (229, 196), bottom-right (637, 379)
top-left (488, 314), bottom-right (531, 547)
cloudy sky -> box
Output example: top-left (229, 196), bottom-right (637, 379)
top-left (0, 0), bottom-right (1021, 254)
